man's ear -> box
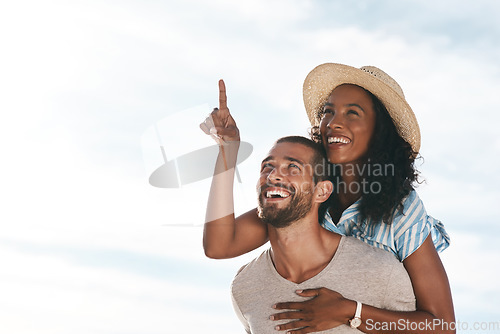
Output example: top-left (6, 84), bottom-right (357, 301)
top-left (314, 180), bottom-right (333, 203)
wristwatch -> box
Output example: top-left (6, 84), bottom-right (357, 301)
top-left (349, 301), bottom-right (362, 329)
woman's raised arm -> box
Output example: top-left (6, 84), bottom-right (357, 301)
top-left (200, 80), bottom-right (268, 259)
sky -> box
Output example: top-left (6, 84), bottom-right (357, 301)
top-left (0, 0), bottom-right (499, 333)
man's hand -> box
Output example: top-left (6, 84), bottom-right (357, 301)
top-left (200, 79), bottom-right (240, 145)
top-left (270, 288), bottom-right (355, 334)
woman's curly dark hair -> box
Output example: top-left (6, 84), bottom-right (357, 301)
top-left (310, 87), bottom-right (421, 223)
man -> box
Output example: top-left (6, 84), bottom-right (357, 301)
top-left (230, 136), bottom-right (416, 333)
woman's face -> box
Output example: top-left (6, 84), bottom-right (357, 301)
top-left (319, 84), bottom-right (377, 165)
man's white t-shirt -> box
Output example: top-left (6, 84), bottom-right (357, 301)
top-left (231, 236), bottom-right (416, 333)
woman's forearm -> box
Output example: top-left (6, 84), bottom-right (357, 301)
top-left (203, 142), bottom-right (240, 258)
top-left (203, 141), bottom-right (269, 259)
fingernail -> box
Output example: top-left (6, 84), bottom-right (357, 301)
top-left (272, 304), bottom-right (277, 309)
top-left (296, 289), bottom-right (303, 293)
top-left (275, 325), bottom-right (280, 330)
top-left (269, 315), bottom-right (274, 320)
top-left (210, 128), bottom-right (217, 134)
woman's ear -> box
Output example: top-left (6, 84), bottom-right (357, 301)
top-left (315, 180), bottom-right (333, 203)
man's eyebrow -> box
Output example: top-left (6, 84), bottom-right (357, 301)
top-left (284, 156), bottom-right (305, 166)
top-left (261, 156), bottom-right (305, 166)
top-left (261, 156), bottom-right (273, 164)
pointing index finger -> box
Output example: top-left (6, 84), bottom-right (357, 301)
top-left (219, 79), bottom-right (228, 110)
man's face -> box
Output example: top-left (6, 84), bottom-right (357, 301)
top-left (257, 142), bottom-right (316, 228)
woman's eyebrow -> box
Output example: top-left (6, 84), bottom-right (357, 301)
top-left (346, 103), bottom-right (365, 113)
top-left (324, 102), bottom-right (365, 113)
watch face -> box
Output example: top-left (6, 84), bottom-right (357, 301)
top-left (350, 318), bottom-right (362, 328)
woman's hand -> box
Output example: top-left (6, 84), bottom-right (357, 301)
top-left (200, 79), bottom-right (240, 145)
top-left (271, 288), bottom-right (354, 334)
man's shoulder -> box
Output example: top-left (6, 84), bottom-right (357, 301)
top-left (335, 236), bottom-right (415, 310)
top-left (232, 249), bottom-right (272, 289)
top-left (339, 236), bottom-right (401, 267)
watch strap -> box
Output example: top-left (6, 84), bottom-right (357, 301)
top-left (354, 301), bottom-right (362, 318)
top-left (349, 301), bottom-right (362, 329)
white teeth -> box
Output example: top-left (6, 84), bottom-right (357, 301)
top-left (266, 190), bottom-right (290, 198)
top-left (328, 136), bottom-right (351, 144)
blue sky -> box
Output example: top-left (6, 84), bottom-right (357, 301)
top-left (0, 0), bottom-right (499, 333)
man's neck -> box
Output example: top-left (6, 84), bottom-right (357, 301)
top-left (268, 212), bottom-right (341, 284)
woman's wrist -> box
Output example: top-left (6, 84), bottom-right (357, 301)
top-left (341, 299), bottom-right (358, 325)
top-left (217, 140), bottom-right (240, 170)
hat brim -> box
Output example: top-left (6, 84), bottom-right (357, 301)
top-left (303, 63), bottom-right (421, 153)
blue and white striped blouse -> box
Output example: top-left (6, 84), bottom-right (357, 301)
top-left (321, 189), bottom-right (450, 261)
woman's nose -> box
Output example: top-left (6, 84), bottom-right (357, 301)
top-left (326, 113), bottom-right (344, 129)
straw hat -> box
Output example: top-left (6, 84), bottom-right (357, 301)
top-left (303, 63), bottom-right (421, 153)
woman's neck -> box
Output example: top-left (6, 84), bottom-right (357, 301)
top-left (329, 162), bottom-right (365, 223)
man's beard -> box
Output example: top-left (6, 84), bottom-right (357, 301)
top-left (257, 185), bottom-right (313, 229)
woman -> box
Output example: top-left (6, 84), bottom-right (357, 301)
top-left (201, 63), bottom-right (455, 334)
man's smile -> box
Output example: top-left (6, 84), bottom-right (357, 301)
top-left (260, 186), bottom-right (293, 203)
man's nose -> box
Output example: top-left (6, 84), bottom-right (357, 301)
top-left (267, 166), bottom-right (285, 182)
